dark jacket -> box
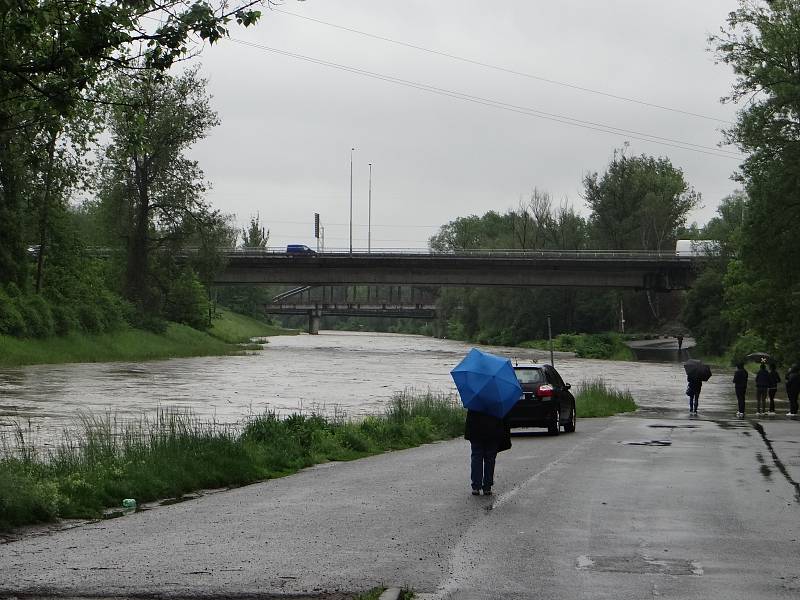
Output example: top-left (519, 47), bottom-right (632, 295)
top-left (733, 367), bottom-right (748, 389)
top-left (465, 410), bottom-right (512, 451)
top-left (786, 370), bottom-right (800, 398)
top-left (755, 367), bottom-right (770, 388)
top-left (768, 369), bottom-right (781, 389)
top-left (687, 376), bottom-right (703, 394)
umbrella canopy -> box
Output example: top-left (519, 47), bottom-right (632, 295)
top-left (684, 359), bottom-right (712, 381)
top-left (745, 352), bottom-right (771, 363)
top-left (450, 348), bottom-right (523, 418)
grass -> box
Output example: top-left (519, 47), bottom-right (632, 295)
top-left (208, 309), bottom-right (298, 344)
top-left (519, 332), bottom-right (635, 361)
top-left (355, 589), bottom-right (414, 600)
top-left (0, 391), bottom-right (465, 531)
top-left (575, 378), bottom-right (637, 417)
top-left (0, 308), bottom-right (299, 367)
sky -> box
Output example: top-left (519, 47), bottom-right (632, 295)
top-left (188, 0), bottom-right (743, 250)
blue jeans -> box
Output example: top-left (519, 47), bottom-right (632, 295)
top-left (470, 440), bottom-right (498, 491)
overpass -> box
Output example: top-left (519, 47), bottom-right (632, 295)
top-left (266, 285), bottom-right (438, 334)
top-left (214, 249), bottom-right (698, 291)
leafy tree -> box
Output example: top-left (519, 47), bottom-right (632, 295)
top-left (0, 1), bottom-right (265, 287)
top-left (96, 66), bottom-right (219, 321)
top-left (711, 1), bottom-right (800, 360)
top-left (583, 151), bottom-right (700, 251)
top-left (241, 214), bottom-right (270, 248)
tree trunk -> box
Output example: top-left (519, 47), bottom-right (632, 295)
top-left (35, 127), bottom-right (59, 293)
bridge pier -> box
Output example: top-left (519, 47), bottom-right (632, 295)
top-left (307, 309), bottom-right (322, 335)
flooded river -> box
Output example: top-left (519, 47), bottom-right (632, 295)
top-left (0, 331), bottom-right (743, 449)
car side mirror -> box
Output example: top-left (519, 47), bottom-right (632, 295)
top-left (565, 383), bottom-right (571, 390)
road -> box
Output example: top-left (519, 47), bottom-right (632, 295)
top-left (1, 409), bottom-right (798, 599)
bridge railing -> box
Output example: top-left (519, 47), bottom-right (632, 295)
top-left (223, 247), bottom-right (696, 260)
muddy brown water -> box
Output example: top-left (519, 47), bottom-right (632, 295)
top-left (0, 331), bottom-right (756, 451)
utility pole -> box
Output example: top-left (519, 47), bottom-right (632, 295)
top-left (547, 314), bottom-right (554, 366)
top-left (349, 147), bottom-right (355, 255)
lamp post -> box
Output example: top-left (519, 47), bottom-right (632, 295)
top-left (349, 147), bottom-right (355, 255)
top-left (368, 162), bottom-right (372, 253)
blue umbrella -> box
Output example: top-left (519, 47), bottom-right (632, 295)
top-left (450, 348), bottom-right (523, 418)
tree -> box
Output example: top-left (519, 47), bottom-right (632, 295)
top-left (711, 1), bottom-right (800, 360)
top-left (241, 214), bottom-right (270, 248)
top-left (0, 1), bottom-right (265, 287)
top-left (96, 66), bottom-right (219, 320)
top-left (583, 152), bottom-right (700, 251)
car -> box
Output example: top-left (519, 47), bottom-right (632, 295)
top-left (285, 244), bottom-right (316, 255)
top-left (507, 363), bottom-right (576, 435)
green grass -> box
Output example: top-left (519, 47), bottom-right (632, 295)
top-left (0, 391), bottom-right (465, 531)
top-left (208, 308), bottom-right (298, 344)
top-left (519, 332), bottom-right (635, 361)
top-left (575, 378), bottom-right (637, 417)
top-left (0, 308), bottom-right (299, 367)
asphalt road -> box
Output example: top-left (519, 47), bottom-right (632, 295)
top-left (1, 409), bottom-right (798, 599)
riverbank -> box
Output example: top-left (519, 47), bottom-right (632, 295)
top-left (0, 308), bottom-right (298, 367)
top-left (1, 382), bottom-right (636, 532)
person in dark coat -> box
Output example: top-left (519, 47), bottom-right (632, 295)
top-left (785, 364), bottom-right (800, 417)
top-left (464, 410), bottom-right (511, 496)
top-left (755, 362), bottom-right (770, 415)
top-left (687, 375), bottom-right (702, 415)
top-left (767, 363), bottom-right (781, 414)
top-left (733, 363), bottom-right (748, 417)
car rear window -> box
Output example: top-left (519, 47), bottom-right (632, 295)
top-left (514, 368), bottom-right (545, 384)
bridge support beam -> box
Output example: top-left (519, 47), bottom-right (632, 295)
top-left (308, 309), bottom-right (322, 335)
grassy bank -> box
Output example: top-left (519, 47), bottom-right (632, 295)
top-left (0, 391), bottom-right (464, 531)
top-left (0, 309), bottom-right (297, 367)
top-left (575, 378), bottom-right (637, 417)
top-left (519, 332), bottom-right (635, 361)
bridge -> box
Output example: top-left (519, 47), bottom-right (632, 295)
top-left (266, 285), bottom-right (439, 334)
top-left (214, 249), bottom-right (698, 291)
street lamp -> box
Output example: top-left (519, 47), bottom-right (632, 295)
top-left (368, 162), bottom-right (372, 253)
top-left (349, 147), bottom-right (355, 255)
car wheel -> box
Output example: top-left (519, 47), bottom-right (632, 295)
top-left (563, 405), bottom-right (576, 433)
top-left (548, 409), bottom-right (560, 435)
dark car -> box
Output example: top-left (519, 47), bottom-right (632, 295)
top-left (507, 363), bottom-right (576, 435)
top-left (286, 244), bottom-right (316, 255)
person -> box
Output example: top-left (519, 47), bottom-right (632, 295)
top-left (755, 362), bottom-right (770, 416)
top-left (464, 409), bottom-right (511, 496)
top-left (786, 364), bottom-right (799, 417)
top-left (767, 363), bottom-right (781, 415)
top-left (687, 374), bottom-right (702, 415)
top-left (677, 334), bottom-right (684, 351)
top-left (733, 362), bottom-right (748, 418)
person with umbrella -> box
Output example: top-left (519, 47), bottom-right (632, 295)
top-left (451, 348), bottom-right (519, 496)
top-left (755, 361), bottom-right (770, 416)
top-left (684, 359), bottom-right (711, 415)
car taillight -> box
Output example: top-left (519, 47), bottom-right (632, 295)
top-left (536, 384), bottom-right (554, 397)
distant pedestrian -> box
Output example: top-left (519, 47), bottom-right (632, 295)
top-left (464, 410), bottom-right (511, 496)
top-left (687, 375), bottom-right (702, 415)
top-left (733, 362), bottom-right (748, 417)
top-left (786, 364), bottom-right (799, 417)
top-left (767, 363), bottom-right (781, 415)
top-left (755, 362), bottom-right (770, 415)
top-left (677, 334), bottom-right (684, 351)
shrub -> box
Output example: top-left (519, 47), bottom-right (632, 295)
top-left (0, 287), bottom-right (27, 336)
top-left (729, 331), bottom-right (769, 366)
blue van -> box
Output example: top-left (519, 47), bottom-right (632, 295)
top-left (286, 244), bottom-right (316, 255)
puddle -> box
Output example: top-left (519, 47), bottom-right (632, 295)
top-left (623, 440), bottom-right (672, 446)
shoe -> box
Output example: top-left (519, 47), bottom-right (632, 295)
top-left (736, 412), bottom-right (744, 418)
top-left (482, 488), bottom-right (493, 496)
top-left (471, 489), bottom-right (480, 496)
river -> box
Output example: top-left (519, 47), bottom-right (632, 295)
top-left (0, 331), bottom-right (742, 450)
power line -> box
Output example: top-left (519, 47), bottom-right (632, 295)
top-left (230, 38), bottom-right (743, 160)
top-left (271, 7), bottom-right (733, 125)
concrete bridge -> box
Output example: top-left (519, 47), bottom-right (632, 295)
top-left (266, 285), bottom-right (438, 334)
top-left (214, 249), bottom-right (697, 291)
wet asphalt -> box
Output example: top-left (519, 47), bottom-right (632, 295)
top-left (0, 409), bottom-right (798, 599)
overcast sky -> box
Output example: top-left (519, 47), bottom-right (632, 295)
top-left (189, 0), bottom-right (742, 250)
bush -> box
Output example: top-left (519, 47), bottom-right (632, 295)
top-left (165, 271), bottom-right (209, 330)
top-left (17, 294), bottom-right (55, 338)
top-left (729, 331), bottom-right (769, 366)
top-left (0, 287), bottom-right (27, 336)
